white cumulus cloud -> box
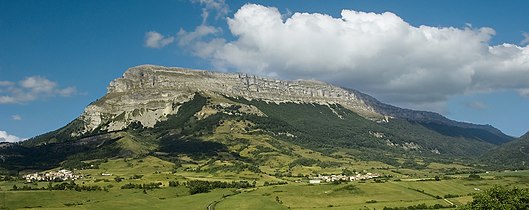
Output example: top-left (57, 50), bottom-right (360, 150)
top-left (184, 4), bottom-right (529, 111)
top-left (144, 31), bottom-right (175, 49)
top-left (0, 130), bottom-right (25, 142)
top-left (21, 76), bottom-right (57, 93)
top-left (0, 76), bottom-right (77, 104)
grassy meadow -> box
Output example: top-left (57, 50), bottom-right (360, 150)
top-left (2, 155), bottom-right (529, 210)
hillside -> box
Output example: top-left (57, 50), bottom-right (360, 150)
top-left (0, 65), bottom-right (514, 172)
top-left (350, 90), bottom-right (512, 145)
top-left (483, 132), bottom-right (529, 169)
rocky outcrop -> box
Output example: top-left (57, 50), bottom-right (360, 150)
top-left (75, 65), bottom-right (381, 135)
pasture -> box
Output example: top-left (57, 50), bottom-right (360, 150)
top-left (2, 156), bottom-right (529, 210)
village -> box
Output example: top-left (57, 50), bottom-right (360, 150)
top-left (309, 172), bottom-right (381, 184)
top-left (23, 169), bottom-right (81, 183)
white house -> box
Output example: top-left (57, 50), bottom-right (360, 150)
top-left (309, 179), bottom-right (321, 184)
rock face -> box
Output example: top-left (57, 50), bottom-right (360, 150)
top-left (76, 65), bottom-right (381, 135)
top-left (74, 64), bottom-right (512, 145)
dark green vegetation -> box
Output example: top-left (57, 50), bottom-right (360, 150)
top-left (458, 185), bottom-right (529, 210)
top-left (232, 97), bottom-right (498, 160)
top-left (483, 132), bottom-right (529, 169)
top-left (0, 92), bottom-right (527, 209)
top-left (11, 181), bottom-right (103, 191)
top-left (185, 180), bottom-right (254, 194)
top-left (420, 122), bottom-right (511, 145)
top-left (0, 133), bottom-right (121, 171)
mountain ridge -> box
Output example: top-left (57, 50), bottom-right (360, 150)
top-left (349, 89), bottom-right (512, 144)
top-left (73, 64), bottom-right (511, 145)
top-left (1, 64), bottom-right (515, 173)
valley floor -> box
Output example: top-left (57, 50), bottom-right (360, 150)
top-left (2, 156), bottom-right (529, 210)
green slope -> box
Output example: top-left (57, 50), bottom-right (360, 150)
top-left (483, 132), bottom-right (529, 169)
top-left (0, 93), bottom-right (505, 174)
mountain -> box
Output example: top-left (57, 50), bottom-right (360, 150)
top-left (350, 90), bottom-right (512, 145)
top-left (0, 65), bottom-right (513, 172)
top-left (483, 132), bottom-right (529, 169)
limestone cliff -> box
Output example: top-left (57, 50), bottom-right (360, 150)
top-left (75, 65), bottom-right (381, 136)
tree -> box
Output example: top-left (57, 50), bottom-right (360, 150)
top-left (468, 173), bottom-right (481, 179)
top-left (459, 185), bottom-right (529, 209)
top-left (342, 168), bottom-right (354, 176)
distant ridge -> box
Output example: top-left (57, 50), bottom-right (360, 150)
top-left (350, 89), bottom-right (512, 144)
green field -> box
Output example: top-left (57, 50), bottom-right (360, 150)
top-left (1, 187), bottom-right (230, 210)
top-left (2, 155), bottom-right (529, 210)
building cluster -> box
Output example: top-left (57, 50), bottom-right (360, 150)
top-left (23, 169), bottom-right (81, 182)
top-left (309, 172), bottom-right (380, 183)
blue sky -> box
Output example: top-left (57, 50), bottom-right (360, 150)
top-left (1, 0), bottom-right (528, 141)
